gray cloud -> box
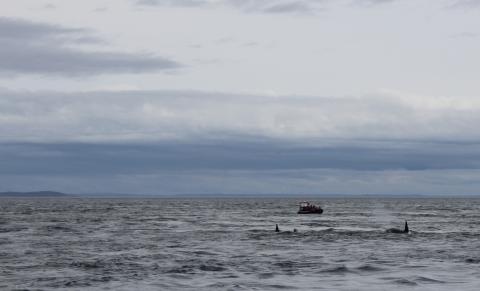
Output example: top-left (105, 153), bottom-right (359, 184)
top-left (135, 0), bottom-right (480, 14)
top-left (0, 17), bottom-right (180, 76)
top-left (2, 141), bottom-right (480, 195)
top-left (354, 0), bottom-right (396, 6)
top-left (135, 0), bottom-right (326, 14)
top-left (1, 89), bottom-right (480, 143)
top-left (227, 0), bottom-right (322, 14)
top-left (134, 0), bottom-right (400, 14)
top-left (2, 140), bottom-right (480, 176)
top-left (261, 2), bottom-right (313, 14)
top-left (0, 17), bottom-right (83, 40)
top-left (138, 0), bottom-right (207, 6)
top-left (359, 0), bottom-right (396, 4)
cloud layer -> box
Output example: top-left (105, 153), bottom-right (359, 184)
top-left (134, 0), bottom-right (327, 14)
top-left (134, 0), bottom-right (480, 14)
top-left (2, 140), bottom-right (480, 175)
top-left (1, 89), bottom-right (479, 143)
top-left (2, 88), bottom-right (480, 194)
top-left (2, 141), bottom-right (480, 194)
top-left (0, 17), bottom-right (180, 76)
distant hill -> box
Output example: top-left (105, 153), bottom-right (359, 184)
top-left (0, 191), bottom-right (70, 197)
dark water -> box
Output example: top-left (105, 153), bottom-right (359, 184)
top-left (1, 197), bottom-right (480, 290)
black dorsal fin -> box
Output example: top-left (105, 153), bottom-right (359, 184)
top-left (404, 220), bottom-right (409, 233)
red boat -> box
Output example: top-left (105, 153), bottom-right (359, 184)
top-left (297, 201), bottom-right (323, 214)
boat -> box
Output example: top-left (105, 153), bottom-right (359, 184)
top-left (297, 201), bottom-right (323, 214)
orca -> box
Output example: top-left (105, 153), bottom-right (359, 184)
top-left (275, 224), bottom-right (280, 232)
top-left (386, 220), bottom-right (409, 233)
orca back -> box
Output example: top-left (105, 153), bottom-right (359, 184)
top-left (386, 221), bottom-right (409, 234)
top-left (386, 228), bottom-right (403, 233)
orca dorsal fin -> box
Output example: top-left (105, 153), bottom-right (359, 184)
top-left (275, 224), bottom-right (280, 232)
top-left (404, 220), bottom-right (409, 233)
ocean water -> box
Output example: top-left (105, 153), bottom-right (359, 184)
top-left (1, 197), bottom-right (480, 290)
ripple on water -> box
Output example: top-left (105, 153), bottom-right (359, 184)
top-left (415, 276), bottom-right (446, 284)
top-left (166, 265), bottom-right (196, 274)
top-left (388, 278), bottom-right (418, 286)
top-left (0, 228), bottom-right (23, 234)
top-left (318, 265), bottom-right (352, 274)
top-left (199, 264), bottom-right (227, 272)
top-left (355, 264), bottom-right (385, 272)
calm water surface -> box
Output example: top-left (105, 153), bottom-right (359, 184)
top-left (1, 197), bottom-right (480, 290)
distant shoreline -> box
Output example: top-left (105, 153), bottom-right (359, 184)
top-left (0, 191), bottom-right (71, 197)
top-left (0, 191), bottom-right (480, 200)
top-left (1, 191), bottom-right (479, 198)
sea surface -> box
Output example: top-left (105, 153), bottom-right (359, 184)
top-left (1, 197), bottom-right (480, 290)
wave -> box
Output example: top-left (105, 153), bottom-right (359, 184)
top-left (319, 265), bottom-right (353, 274)
top-left (356, 264), bottom-right (385, 272)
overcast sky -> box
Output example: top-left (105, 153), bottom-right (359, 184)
top-left (1, 0), bottom-right (480, 195)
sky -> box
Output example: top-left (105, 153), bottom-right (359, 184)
top-left (1, 0), bottom-right (480, 195)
